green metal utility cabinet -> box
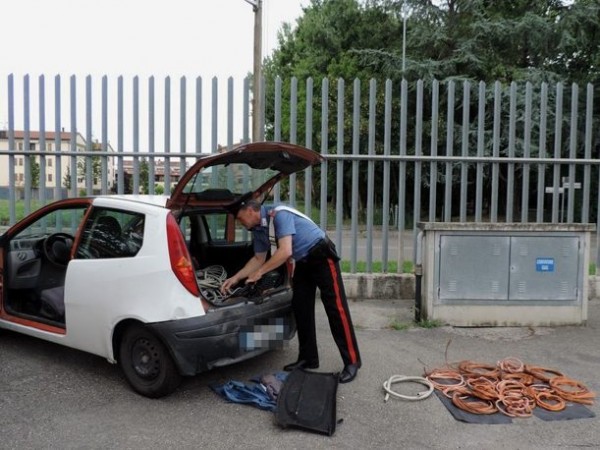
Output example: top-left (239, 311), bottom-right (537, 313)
top-left (417, 222), bottom-right (595, 326)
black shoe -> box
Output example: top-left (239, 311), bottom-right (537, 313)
top-left (283, 359), bottom-right (319, 371)
top-left (339, 364), bottom-right (359, 383)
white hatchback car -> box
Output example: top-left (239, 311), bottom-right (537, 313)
top-left (0, 141), bottom-right (323, 397)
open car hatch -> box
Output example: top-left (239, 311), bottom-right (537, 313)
top-left (167, 141), bottom-right (323, 209)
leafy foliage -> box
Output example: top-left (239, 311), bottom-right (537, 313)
top-left (262, 0), bottom-right (600, 217)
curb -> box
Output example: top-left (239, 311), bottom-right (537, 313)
top-left (342, 273), bottom-right (600, 301)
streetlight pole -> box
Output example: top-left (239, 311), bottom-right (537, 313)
top-left (245, 0), bottom-right (263, 142)
top-left (401, 3), bottom-right (408, 74)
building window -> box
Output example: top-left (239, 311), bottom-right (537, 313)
top-left (18, 158), bottom-right (23, 166)
top-left (18, 142), bottom-right (23, 151)
top-left (29, 143), bottom-right (36, 151)
top-left (18, 173), bottom-right (23, 182)
top-left (47, 157), bottom-right (53, 167)
top-left (47, 143), bottom-right (53, 152)
top-left (48, 174), bottom-right (53, 182)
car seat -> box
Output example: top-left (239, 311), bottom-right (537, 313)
top-left (96, 215), bottom-right (122, 237)
top-left (95, 215), bottom-right (127, 257)
top-left (39, 285), bottom-right (65, 322)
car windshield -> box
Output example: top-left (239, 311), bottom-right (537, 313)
top-left (182, 163), bottom-right (277, 197)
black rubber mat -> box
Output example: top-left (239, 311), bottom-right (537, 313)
top-left (275, 368), bottom-right (340, 435)
top-left (435, 391), bottom-right (595, 424)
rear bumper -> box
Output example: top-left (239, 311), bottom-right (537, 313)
top-left (148, 292), bottom-right (296, 376)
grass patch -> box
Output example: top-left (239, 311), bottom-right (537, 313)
top-left (340, 260), bottom-right (413, 274)
top-left (389, 320), bottom-right (411, 331)
top-left (0, 199), bottom-right (45, 225)
top-left (389, 318), bottom-right (443, 331)
top-left (416, 319), bottom-right (443, 329)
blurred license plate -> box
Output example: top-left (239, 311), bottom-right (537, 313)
top-left (239, 318), bottom-right (288, 351)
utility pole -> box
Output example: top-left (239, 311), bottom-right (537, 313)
top-left (245, 0), bottom-right (263, 142)
top-left (401, 2), bottom-right (408, 74)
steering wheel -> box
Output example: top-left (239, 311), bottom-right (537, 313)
top-left (42, 233), bottom-right (75, 267)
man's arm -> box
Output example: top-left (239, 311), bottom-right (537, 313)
top-left (246, 235), bottom-right (292, 284)
top-left (221, 251), bottom-right (268, 293)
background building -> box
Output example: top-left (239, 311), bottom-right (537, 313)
top-left (0, 130), bottom-right (116, 198)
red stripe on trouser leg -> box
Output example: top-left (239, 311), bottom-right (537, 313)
top-left (327, 258), bottom-right (358, 365)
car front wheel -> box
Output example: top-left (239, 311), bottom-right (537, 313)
top-left (119, 324), bottom-right (182, 398)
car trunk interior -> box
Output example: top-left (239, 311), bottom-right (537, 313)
top-left (182, 212), bottom-right (289, 309)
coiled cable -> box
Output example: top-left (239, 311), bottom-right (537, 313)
top-left (382, 375), bottom-right (434, 402)
top-left (425, 357), bottom-right (596, 416)
top-left (196, 265), bottom-right (228, 305)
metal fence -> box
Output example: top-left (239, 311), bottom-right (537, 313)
top-left (1, 74), bottom-right (599, 272)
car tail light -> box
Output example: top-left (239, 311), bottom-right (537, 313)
top-left (166, 213), bottom-right (199, 296)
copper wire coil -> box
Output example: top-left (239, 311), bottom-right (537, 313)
top-left (502, 372), bottom-right (535, 386)
top-left (452, 393), bottom-right (497, 415)
top-left (424, 359), bottom-right (595, 416)
top-left (425, 369), bottom-right (465, 390)
top-left (523, 365), bottom-right (564, 383)
top-left (497, 357), bottom-right (525, 373)
top-left (534, 391), bottom-right (566, 411)
top-left (458, 361), bottom-right (500, 378)
top-left (466, 377), bottom-right (500, 401)
top-left (549, 376), bottom-right (596, 405)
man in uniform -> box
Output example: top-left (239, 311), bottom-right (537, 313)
top-left (221, 200), bottom-right (361, 383)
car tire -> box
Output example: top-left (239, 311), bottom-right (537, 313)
top-left (119, 323), bottom-right (182, 398)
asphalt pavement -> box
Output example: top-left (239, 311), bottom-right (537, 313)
top-left (1, 298), bottom-right (599, 449)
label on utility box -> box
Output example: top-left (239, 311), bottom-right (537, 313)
top-left (536, 258), bottom-right (555, 272)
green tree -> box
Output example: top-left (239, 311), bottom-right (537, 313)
top-left (263, 0), bottom-right (399, 213)
top-left (77, 156), bottom-right (102, 191)
top-left (263, 0), bottom-right (599, 218)
top-left (353, 0), bottom-right (598, 84)
top-left (139, 158), bottom-right (150, 194)
top-left (63, 166), bottom-right (71, 190)
top-left (30, 157), bottom-right (40, 189)
top-left (552, 0), bottom-right (600, 83)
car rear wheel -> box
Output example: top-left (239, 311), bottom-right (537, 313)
top-left (119, 324), bottom-right (182, 398)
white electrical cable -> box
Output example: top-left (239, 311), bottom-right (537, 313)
top-left (382, 375), bottom-right (434, 402)
top-left (196, 265), bottom-right (228, 304)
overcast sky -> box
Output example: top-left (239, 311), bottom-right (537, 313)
top-left (2, 0), bottom-right (306, 79)
top-left (1, 0), bottom-right (308, 150)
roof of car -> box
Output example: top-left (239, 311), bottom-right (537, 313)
top-left (92, 195), bottom-right (169, 208)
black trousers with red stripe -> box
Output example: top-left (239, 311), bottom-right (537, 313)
top-left (291, 251), bottom-right (361, 368)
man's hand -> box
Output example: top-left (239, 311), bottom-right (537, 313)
top-left (246, 269), bottom-right (263, 285)
top-left (219, 253), bottom-right (267, 294)
top-left (220, 276), bottom-right (239, 294)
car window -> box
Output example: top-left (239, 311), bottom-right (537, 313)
top-left (12, 207), bottom-right (87, 242)
top-left (179, 215), bottom-right (192, 245)
top-left (181, 212), bottom-right (246, 245)
top-left (235, 222), bottom-right (251, 244)
top-left (76, 208), bottom-right (144, 259)
top-left (184, 164), bottom-right (276, 197)
top-left (205, 213), bottom-right (228, 242)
